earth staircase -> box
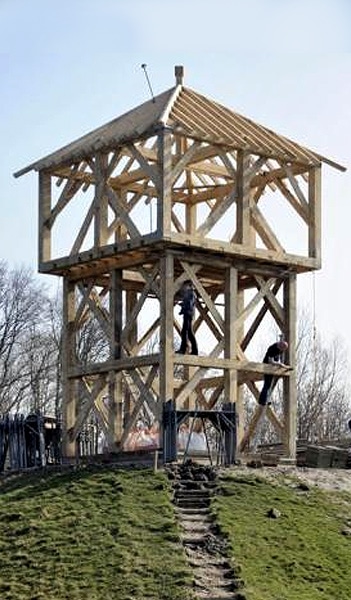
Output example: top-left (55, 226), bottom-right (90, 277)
top-left (166, 461), bottom-right (246, 600)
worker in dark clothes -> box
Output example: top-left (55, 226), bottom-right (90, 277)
top-left (176, 280), bottom-right (198, 355)
top-left (258, 340), bottom-right (289, 406)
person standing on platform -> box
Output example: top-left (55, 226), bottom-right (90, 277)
top-left (176, 280), bottom-right (198, 355)
top-left (258, 339), bottom-right (289, 406)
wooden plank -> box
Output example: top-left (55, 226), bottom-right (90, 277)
top-left (48, 174), bottom-right (83, 228)
top-left (253, 275), bottom-right (284, 328)
top-left (76, 284), bottom-right (110, 339)
top-left (235, 277), bottom-right (276, 328)
top-left (38, 172), bottom-right (52, 263)
top-left (275, 178), bottom-right (309, 223)
top-left (157, 129), bottom-right (173, 236)
top-left (62, 279), bottom-right (78, 458)
top-left (159, 253), bottom-right (175, 415)
top-left (239, 405), bottom-right (266, 452)
top-left (283, 274), bottom-right (297, 459)
top-left (224, 266), bottom-right (238, 407)
top-left (308, 166), bottom-right (321, 262)
top-left (93, 152), bottom-right (109, 249)
top-left (70, 195), bottom-right (96, 255)
top-left (235, 150), bottom-right (251, 245)
top-left (241, 280), bottom-right (282, 350)
top-left (251, 204), bottom-right (285, 252)
top-left (170, 140), bottom-right (201, 185)
top-left (106, 186), bottom-right (141, 239)
top-left (128, 142), bottom-right (161, 190)
top-left (110, 269), bottom-right (123, 360)
top-left (70, 375), bottom-right (107, 440)
top-left (284, 164), bottom-right (309, 213)
top-left (197, 189), bottom-right (236, 236)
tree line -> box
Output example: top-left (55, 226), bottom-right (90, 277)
top-left (0, 261), bottom-right (350, 443)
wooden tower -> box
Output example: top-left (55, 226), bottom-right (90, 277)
top-left (15, 66), bottom-right (345, 461)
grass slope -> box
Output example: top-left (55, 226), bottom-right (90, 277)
top-left (0, 466), bottom-right (193, 600)
top-left (213, 472), bottom-right (351, 600)
top-left (1, 465), bottom-right (351, 600)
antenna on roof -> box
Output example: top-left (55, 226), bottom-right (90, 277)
top-left (141, 64), bottom-right (155, 103)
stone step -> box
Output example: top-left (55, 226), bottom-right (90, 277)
top-left (187, 554), bottom-right (232, 569)
top-left (174, 487), bottom-right (214, 497)
top-left (169, 465), bottom-right (244, 600)
top-left (192, 565), bottom-right (234, 581)
top-left (194, 584), bottom-right (237, 600)
top-left (174, 496), bottom-right (212, 506)
top-left (174, 493), bottom-right (213, 502)
top-left (180, 515), bottom-right (212, 525)
top-left (175, 502), bottom-right (211, 512)
top-left (176, 479), bottom-right (219, 489)
top-left (180, 523), bottom-right (212, 535)
top-left (197, 593), bottom-right (242, 600)
top-left (181, 533), bottom-right (209, 544)
top-left (174, 506), bottom-right (211, 516)
top-left (195, 581), bottom-right (237, 592)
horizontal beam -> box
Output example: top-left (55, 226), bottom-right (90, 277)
top-left (68, 355), bottom-right (292, 379)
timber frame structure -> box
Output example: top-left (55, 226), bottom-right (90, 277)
top-left (15, 66), bottom-right (345, 461)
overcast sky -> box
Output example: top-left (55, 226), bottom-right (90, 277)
top-left (1, 0), bottom-right (350, 356)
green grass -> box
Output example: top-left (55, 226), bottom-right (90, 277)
top-left (0, 466), bottom-right (193, 600)
top-left (1, 465), bottom-right (351, 600)
top-left (213, 472), bottom-right (351, 600)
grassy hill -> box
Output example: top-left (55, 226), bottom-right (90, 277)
top-left (213, 470), bottom-right (351, 600)
top-left (0, 466), bottom-right (193, 600)
top-left (0, 464), bottom-right (351, 599)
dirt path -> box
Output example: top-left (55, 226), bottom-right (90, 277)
top-left (166, 462), bottom-right (246, 600)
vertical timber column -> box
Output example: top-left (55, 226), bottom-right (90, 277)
top-left (38, 172), bottom-right (51, 264)
top-left (184, 141), bottom-right (197, 409)
top-left (283, 274), bottom-right (297, 459)
top-left (108, 269), bottom-right (123, 448)
top-left (157, 127), bottom-right (173, 237)
top-left (224, 266), bottom-right (238, 407)
top-left (62, 278), bottom-right (77, 459)
top-left (235, 286), bottom-right (245, 446)
top-left (159, 253), bottom-right (175, 418)
top-left (236, 150), bottom-right (251, 245)
top-left (124, 289), bottom-right (138, 422)
top-left (94, 153), bottom-right (109, 250)
top-left (158, 126), bottom-right (174, 427)
top-left (308, 166), bottom-right (322, 264)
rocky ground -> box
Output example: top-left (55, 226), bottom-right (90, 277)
top-left (227, 463), bottom-right (351, 493)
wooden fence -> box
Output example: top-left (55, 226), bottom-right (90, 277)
top-left (0, 413), bottom-right (61, 472)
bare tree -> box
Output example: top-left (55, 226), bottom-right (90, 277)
top-left (0, 262), bottom-right (49, 412)
top-left (296, 308), bottom-right (350, 442)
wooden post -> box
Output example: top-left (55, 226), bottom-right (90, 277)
top-left (109, 269), bottom-right (124, 447)
top-left (283, 274), bottom-right (297, 459)
top-left (236, 150), bottom-right (251, 245)
top-left (94, 152), bottom-right (109, 249)
top-left (159, 253), bottom-right (174, 418)
top-left (235, 286), bottom-right (245, 448)
top-left (224, 266), bottom-right (238, 406)
top-left (38, 172), bottom-right (51, 264)
top-left (62, 278), bottom-right (77, 459)
top-left (308, 166), bottom-right (322, 264)
top-left (157, 128), bottom-right (173, 237)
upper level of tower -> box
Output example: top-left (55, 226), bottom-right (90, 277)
top-left (15, 66), bottom-right (345, 279)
